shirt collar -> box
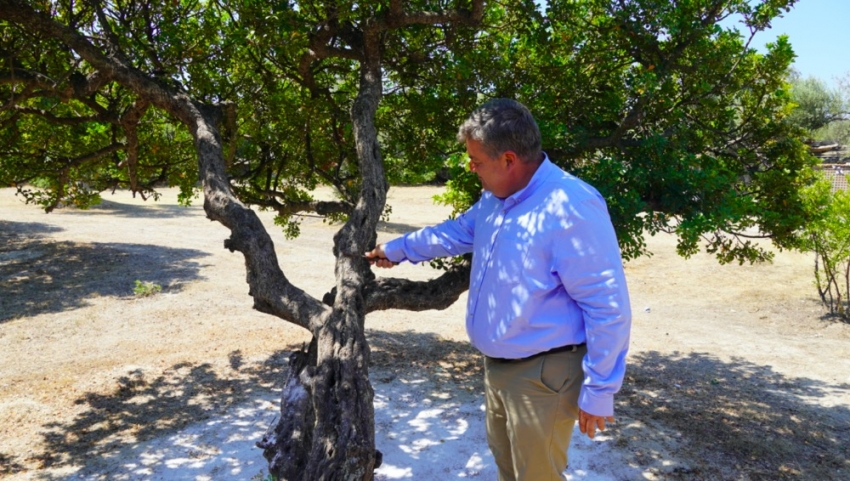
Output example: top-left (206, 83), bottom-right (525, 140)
top-left (503, 154), bottom-right (554, 208)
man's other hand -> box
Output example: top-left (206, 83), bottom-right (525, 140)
top-left (579, 409), bottom-right (615, 439)
top-left (364, 245), bottom-right (396, 268)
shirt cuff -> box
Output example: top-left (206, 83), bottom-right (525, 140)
top-left (578, 387), bottom-right (615, 417)
top-left (382, 238), bottom-right (408, 264)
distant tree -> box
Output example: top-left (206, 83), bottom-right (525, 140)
top-left (0, 0), bottom-right (821, 479)
top-left (814, 119), bottom-right (850, 147)
top-left (809, 71), bottom-right (850, 147)
top-left (787, 76), bottom-right (846, 133)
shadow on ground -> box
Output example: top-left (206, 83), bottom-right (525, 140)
top-left (15, 349), bottom-right (291, 477)
top-left (617, 350), bottom-right (850, 480)
top-left (0, 220), bottom-right (209, 322)
top-left (3, 331), bottom-right (478, 478)
top-left (4, 332), bottom-right (848, 480)
top-left (81, 198), bottom-right (204, 219)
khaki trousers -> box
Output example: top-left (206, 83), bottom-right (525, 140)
top-left (484, 344), bottom-right (586, 481)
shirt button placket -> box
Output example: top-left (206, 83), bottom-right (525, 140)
top-left (468, 209), bottom-right (505, 345)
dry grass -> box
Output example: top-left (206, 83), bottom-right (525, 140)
top-left (2, 186), bottom-right (850, 480)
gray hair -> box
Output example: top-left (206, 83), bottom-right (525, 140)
top-left (457, 98), bottom-right (542, 163)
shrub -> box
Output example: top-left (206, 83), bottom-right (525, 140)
top-left (133, 280), bottom-right (162, 297)
top-left (801, 181), bottom-right (850, 320)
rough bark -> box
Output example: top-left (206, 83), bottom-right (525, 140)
top-left (364, 261), bottom-right (471, 313)
top-left (257, 351), bottom-right (316, 479)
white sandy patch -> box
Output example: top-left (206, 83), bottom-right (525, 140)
top-left (55, 373), bottom-right (670, 481)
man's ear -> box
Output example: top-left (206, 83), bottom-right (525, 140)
top-left (503, 150), bottom-right (518, 168)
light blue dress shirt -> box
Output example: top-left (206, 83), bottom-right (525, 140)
top-left (383, 157), bottom-right (632, 416)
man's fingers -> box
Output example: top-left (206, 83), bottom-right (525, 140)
top-left (579, 410), bottom-right (589, 432)
top-left (593, 416), bottom-right (615, 434)
top-left (579, 411), bottom-right (615, 439)
top-left (363, 252), bottom-right (397, 268)
top-left (588, 418), bottom-right (599, 439)
top-left (584, 417), bottom-right (599, 439)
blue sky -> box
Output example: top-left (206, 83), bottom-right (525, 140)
top-left (729, 0), bottom-right (850, 88)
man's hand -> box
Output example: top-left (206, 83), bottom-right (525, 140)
top-left (579, 409), bottom-right (615, 439)
top-left (364, 245), bottom-right (396, 268)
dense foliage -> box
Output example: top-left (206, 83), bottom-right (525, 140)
top-left (1, 0), bottom-right (821, 265)
top-left (436, 0), bottom-right (822, 264)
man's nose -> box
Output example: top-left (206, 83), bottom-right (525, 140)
top-left (468, 161), bottom-right (476, 172)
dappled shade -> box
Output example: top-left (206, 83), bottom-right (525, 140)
top-left (15, 337), bottom-right (848, 479)
top-left (0, 220), bottom-right (208, 322)
top-left (617, 351), bottom-right (850, 478)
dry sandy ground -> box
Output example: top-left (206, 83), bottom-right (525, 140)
top-left (1, 185), bottom-right (849, 480)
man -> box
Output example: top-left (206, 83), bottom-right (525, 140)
top-left (365, 99), bottom-right (631, 481)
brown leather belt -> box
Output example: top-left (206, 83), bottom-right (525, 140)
top-left (487, 343), bottom-right (586, 363)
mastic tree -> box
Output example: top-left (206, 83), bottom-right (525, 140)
top-left (0, 0), bottom-right (483, 478)
top-left (0, 0), bottom-right (819, 479)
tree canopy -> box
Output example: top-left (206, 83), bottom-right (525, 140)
top-left (0, 0), bottom-right (820, 478)
top-left (1, 0), bottom-right (818, 263)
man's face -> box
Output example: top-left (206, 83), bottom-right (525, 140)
top-left (466, 139), bottom-right (511, 198)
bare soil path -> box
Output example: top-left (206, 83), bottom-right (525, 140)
top-left (1, 186), bottom-right (848, 480)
